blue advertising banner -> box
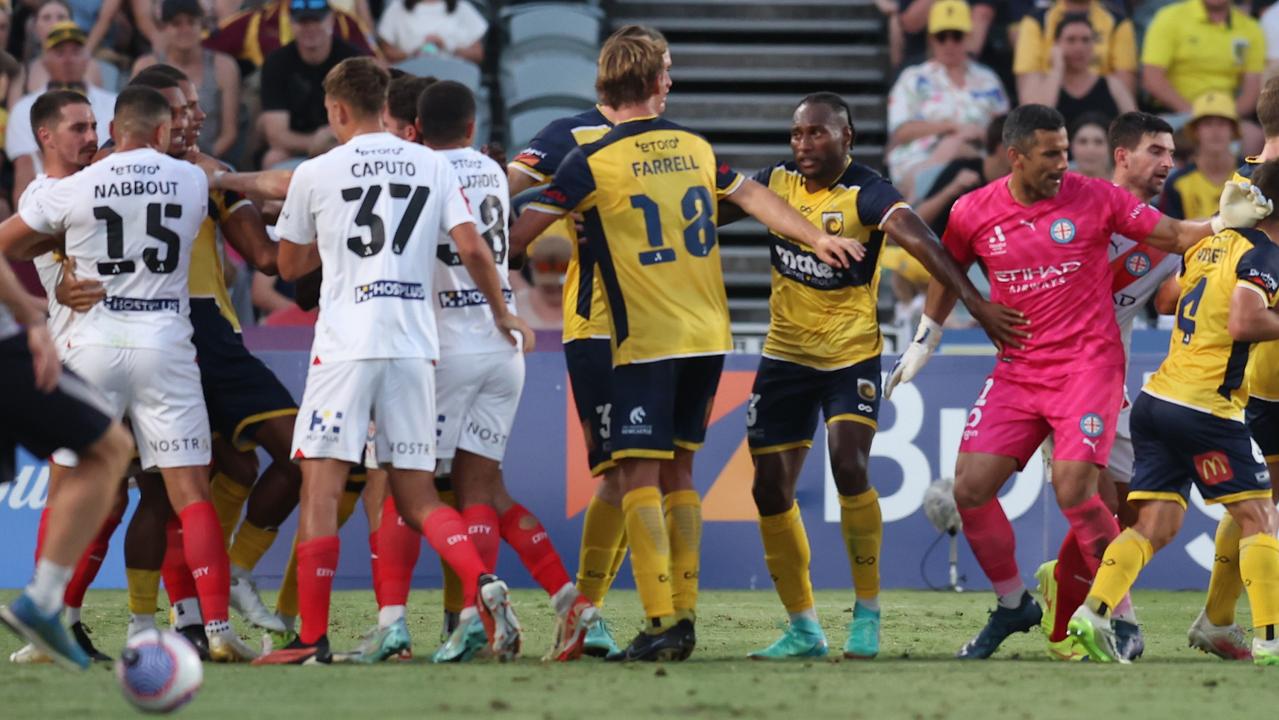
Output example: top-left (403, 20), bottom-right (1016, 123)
top-left (0, 349), bottom-right (1231, 593)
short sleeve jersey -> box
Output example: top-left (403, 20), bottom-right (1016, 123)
top-left (189, 186), bottom-right (252, 331)
top-left (22, 175), bottom-right (74, 351)
top-left (527, 116), bottom-right (744, 366)
top-left (753, 159), bottom-right (908, 370)
top-left (942, 172), bottom-right (1162, 379)
top-left (1236, 159), bottom-right (1279, 400)
top-left (1141, 0), bottom-right (1264, 102)
top-left (1145, 227), bottom-right (1279, 420)
top-left (508, 107), bottom-right (613, 343)
top-left (19, 148), bottom-right (207, 352)
top-left (1013, 0), bottom-right (1137, 77)
top-left (275, 132), bottom-right (473, 363)
top-left (433, 146), bottom-right (516, 357)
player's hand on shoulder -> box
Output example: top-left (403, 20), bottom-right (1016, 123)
top-left (55, 256), bottom-right (105, 312)
top-left (495, 311), bottom-right (536, 353)
top-left (1215, 181), bottom-right (1274, 232)
top-left (26, 324), bottom-right (60, 393)
top-left (812, 233), bottom-right (865, 268)
top-left (885, 316), bottom-right (943, 399)
top-left (970, 299), bottom-right (1030, 352)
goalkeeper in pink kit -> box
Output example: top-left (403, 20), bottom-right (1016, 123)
top-left (885, 104), bottom-right (1273, 658)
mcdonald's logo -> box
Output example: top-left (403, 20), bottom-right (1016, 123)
top-left (1193, 451), bottom-right (1234, 485)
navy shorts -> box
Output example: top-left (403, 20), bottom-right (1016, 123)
top-left (564, 338), bottom-right (615, 475)
top-left (610, 355), bottom-right (725, 461)
top-left (1246, 397), bottom-right (1279, 464)
top-left (191, 299), bottom-right (297, 450)
top-left (0, 333), bottom-right (112, 472)
top-left (1129, 392), bottom-right (1272, 507)
top-left (747, 356), bottom-right (881, 454)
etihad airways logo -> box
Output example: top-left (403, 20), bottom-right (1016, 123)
top-left (992, 261), bottom-right (1082, 287)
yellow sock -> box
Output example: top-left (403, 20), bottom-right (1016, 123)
top-left (126, 568), bottom-right (161, 615)
top-left (577, 495), bottom-right (627, 607)
top-left (275, 535), bottom-right (300, 619)
top-left (228, 522), bottom-right (277, 572)
top-left (210, 472), bottom-right (250, 547)
top-left (664, 490), bottom-right (702, 616)
top-left (439, 489), bottom-right (464, 614)
top-left (1087, 528), bottom-right (1153, 613)
top-left (1240, 533), bottom-right (1279, 630)
top-left (1204, 513), bottom-right (1244, 626)
top-left (622, 486), bottom-right (673, 621)
top-left (758, 503), bottom-right (814, 613)
top-left (839, 489), bottom-right (882, 602)
top-left (608, 529), bottom-right (629, 593)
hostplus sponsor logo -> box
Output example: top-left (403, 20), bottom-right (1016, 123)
top-left (307, 410), bottom-right (343, 444)
top-left (354, 280), bottom-right (425, 304)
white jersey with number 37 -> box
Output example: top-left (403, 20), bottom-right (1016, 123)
top-left (276, 132), bottom-right (474, 363)
top-left (19, 148), bottom-right (207, 352)
top-left (434, 147), bottom-right (514, 356)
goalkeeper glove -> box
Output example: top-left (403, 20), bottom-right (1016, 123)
top-left (885, 316), bottom-right (942, 399)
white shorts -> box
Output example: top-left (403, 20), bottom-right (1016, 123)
top-left (292, 358), bottom-right (437, 471)
top-left (62, 345), bottom-right (211, 471)
top-left (436, 350), bottom-right (524, 464)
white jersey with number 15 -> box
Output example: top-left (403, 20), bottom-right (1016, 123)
top-left (275, 131), bottom-right (474, 363)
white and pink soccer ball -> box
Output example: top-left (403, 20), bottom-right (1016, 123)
top-left (114, 629), bottom-right (203, 713)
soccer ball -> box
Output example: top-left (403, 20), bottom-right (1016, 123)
top-left (115, 629), bottom-right (203, 713)
top-left (923, 477), bottom-right (962, 535)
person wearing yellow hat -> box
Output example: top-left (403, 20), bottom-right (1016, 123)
top-left (886, 0), bottom-right (1010, 195)
top-left (1161, 91), bottom-right (1241, 220)
top-left (5, 20), bottom-right (116, 206)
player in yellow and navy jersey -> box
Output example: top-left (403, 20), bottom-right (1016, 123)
top-left (510, 30), bottom-right (866, 662)
top-left (1068, 163), bottom-right (1279, 667)
top-left (507, 25), bottom-right (673, 658)
top-left (720, 93), bottom-right (1023, 662)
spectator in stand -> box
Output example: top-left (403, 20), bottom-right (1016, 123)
top-left (0, 3), bottom-right (11, 52)
top-left (258, 0), bottom-right (362, 168)
top-left (1013, 0), bottom-right (1137, 104)
top-left (1068, 112), bottom-right (1111, 178)
top-left (203, 0), bottom-right (375, 71)
top-left (376, 0), bottom-right (488, 65)
top-left (1263, 1), bottom-right (1279, 81)
top-left (1160, 91), bottom-right (1240, 219)
top-left (895, 0), bottom-right (1014, 73)
top-left (133, 0), bottom-right (240, 159)
top-left (886, 0), bottom-right (1009, 195)
top-left (1142, 0), bottom-right (1263, 153)
top-left (1018, 12), bottom-right (1134, 128)
top-left (513, 233), bottom-right (569, 332)
top-left (8, 1), bottom-right (105, 108)
top-left (6, 21), bottom-right (114, 204)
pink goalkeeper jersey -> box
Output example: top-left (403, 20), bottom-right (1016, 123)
top-left (942, 172), bottom-right (1163, 380)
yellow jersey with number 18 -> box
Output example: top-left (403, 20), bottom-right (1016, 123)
top-left (1145, 227), bottom-right (1279, 421)
top-left (754, 159), bottom-right (908, 370)
top-left (526, 115), bottom-right (744, 366)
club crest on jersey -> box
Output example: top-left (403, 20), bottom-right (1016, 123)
top-left (1125, 251), bottom-right (1151, 277)
top-left (822, 211), bottom-right (845, 235)
top-left (1049, 218), bottom-right (1076, 244)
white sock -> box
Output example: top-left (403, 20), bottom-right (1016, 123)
top-left (174, 598), bottom-right (203, 629)
top-left (65, 607), bottom-right (81, 625)
top-left (128, 613), bottom-right (156, 637)
top-left (1113, 595), bottom-right (1137, 623)
top-left (550, 583), bottom-right (578, 616)
top-left (205, 618), bottom-right (231, 637)
top-left (789, 608), bottom-right (819, 626)
top-left (997, 586), bottom-right (1026, 609)
top-left (231, 564), bottom-right (251, 581)
top-left (25, 560), bottom-right (72, 615)
top-left (856, 597), bottom-right (880, 613)
top-left (378, 604), bottom-right (406, 628)
top-left (459, 606), bottom-right (479, 625)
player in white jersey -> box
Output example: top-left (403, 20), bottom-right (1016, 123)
top-left (0, 86), bottom-right (258, 663)
top-left (1035, 112), bottom-right (1181, 662)
top-left (253, 58), bottom-right (532, 665)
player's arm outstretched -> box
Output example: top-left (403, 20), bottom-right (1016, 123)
top-left (0, 214), bottom-right (60, 260)
top-left (1144, 181), bottom-right (1274, 254)
top-left (728, 179), bottom-right (865, 267)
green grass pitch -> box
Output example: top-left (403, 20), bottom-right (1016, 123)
top-left (3, 589), bottom-right (1279, 718)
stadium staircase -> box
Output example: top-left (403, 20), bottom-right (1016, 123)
top-left (607, 0), bottom-right (893, 344)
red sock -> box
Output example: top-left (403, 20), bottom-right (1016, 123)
top-left (1051, 529), bottom-right (1093, 642)
top-left (499, 503), bottom-right (570, 596)
top-left (178, 502), bottom-right (231, 623)
top-left (462, 504), bottom-right (500, 572)
top-left (297, 535), bottom-right (340, 645)
top-left (377, 496), bottom-right (422, 608)
top-left (1061, 494), bottom-right (1120, 576)
top-left (421, 506), bottom-right (486, 608)
top-left (368, 531), bottom-right (384, 608)
top-left (958, 498), bottom-right (1022, 595)
top-left (162, 516), bottom-right (198, 604)
top-left (34, 507), bottom-right (49, 562)
top-left (64, 504), bottom-right (124, 609)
